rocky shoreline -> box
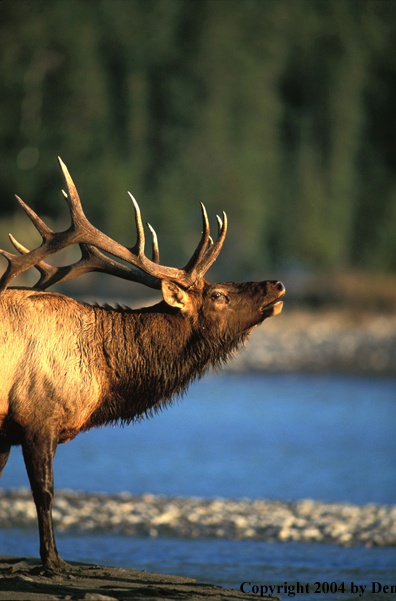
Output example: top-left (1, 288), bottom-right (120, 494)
top-left (224, 308), bottom-right (396, 375)
top-left (1, 489), bottom-right (395, 548)
top-left (0, 556), bottom-right (273, 601)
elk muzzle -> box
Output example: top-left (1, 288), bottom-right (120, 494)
top-left (260, 281), bottom-right (285, 317)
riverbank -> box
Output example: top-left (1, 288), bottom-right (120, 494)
top-left (0, 556), bottom-right (278, 601)
top-left (1, 489), bottom-right (395, 548)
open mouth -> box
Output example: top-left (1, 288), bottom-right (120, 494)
top-left (260, 289), bottom-right (285, 315)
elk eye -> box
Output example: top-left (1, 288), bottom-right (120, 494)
top-left (211, 291), bottom-right (227, 303)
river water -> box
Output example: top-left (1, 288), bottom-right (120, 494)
top-left (1, 372), bottom-right (395, 599)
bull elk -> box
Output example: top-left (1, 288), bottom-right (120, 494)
top-left (0, 158), bottom-right (285, 571)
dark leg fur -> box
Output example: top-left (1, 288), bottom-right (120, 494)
top-left (22, 434), bottom-right (69, 571)
top-left (0, 440), bottom-right (11, 475)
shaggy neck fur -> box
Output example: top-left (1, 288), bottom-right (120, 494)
top-left (87, 301), bottom-right (249, 427)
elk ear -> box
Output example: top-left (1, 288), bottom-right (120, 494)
top-left (161, 279), bottom-right (191, 311)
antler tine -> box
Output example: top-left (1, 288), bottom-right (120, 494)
top-left (127, 192), bottom-right (145, 257)
top-left (147, 223), bottom-right (159, 263)
top-left (183, 203), bottom-right (211, 273)
top-left (15, 195), bottom-right (55, 239)
top-left (9, 234), bottom-right (41, 260)
top-left (7, 235), bottom-right (59, 287)
top-left (58, 157), bottom-right (88, 230)
top-left (193, 210), bottom-right (227, 280)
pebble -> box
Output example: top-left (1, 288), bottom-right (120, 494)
top-left (0, 489), bottom-right (395, 547)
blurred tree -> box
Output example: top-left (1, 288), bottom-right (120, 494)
top-left (0, 0), bottom-right (395, 281)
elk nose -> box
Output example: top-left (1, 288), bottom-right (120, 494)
top-left (273, 281), bottom-right (285, 294)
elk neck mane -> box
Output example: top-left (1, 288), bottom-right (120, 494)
top-left (86, 298), bottom-right (250, 428)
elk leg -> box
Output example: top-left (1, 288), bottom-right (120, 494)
top-left (0, 440), bottom-right (10, 475)
top-left (22, 434), bottom-right (68, 570)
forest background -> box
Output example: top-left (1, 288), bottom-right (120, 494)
top-left (1, 0), bottom-right (396, 307)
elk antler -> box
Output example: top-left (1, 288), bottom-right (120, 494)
top-left (0, 158), bottom-right (227, 292)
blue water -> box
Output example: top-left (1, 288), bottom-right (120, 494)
top-left (2, 532), bottom-right (396, 601)
top-left (1, 372), bottom-right (395, 599)
top-left (2, 372), bottom-right (395, 504)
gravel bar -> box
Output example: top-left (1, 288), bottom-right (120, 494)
top-left (1, 489), bottom-right (395, 547)
top-left (225, 308), bottom-right (396, 375)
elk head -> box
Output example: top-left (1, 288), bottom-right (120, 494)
top-left (162, 278), bottom-right (284, 340)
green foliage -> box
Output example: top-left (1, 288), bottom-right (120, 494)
top-left (0, 0), bottom-right (395, 280)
